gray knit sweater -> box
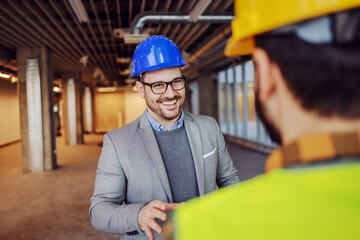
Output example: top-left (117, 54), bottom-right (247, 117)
top-left (153, 126), bottom-right (199, 203)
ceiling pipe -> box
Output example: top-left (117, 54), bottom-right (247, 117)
top-left (185, 26), bottom-right (232, 66)
top-left (131, 12), bottom-right (234, 34)
top-left (129, 12), bottom-right (234, 80)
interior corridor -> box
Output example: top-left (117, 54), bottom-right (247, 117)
top-left (0, 134), bottom-right (267, 240)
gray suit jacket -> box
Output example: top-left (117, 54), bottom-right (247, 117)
top-left (89, 111), bottom-right (240, 239)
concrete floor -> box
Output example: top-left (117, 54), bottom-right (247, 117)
top-left (0, 134), bottom-right (267, 239)
top-left (0, 134), bottom-right (118, 240)
top-left (227, 142), bottom-right (268, 181)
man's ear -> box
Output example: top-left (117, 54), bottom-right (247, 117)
top-left (135, 81), bottom-right (145, 99)
top-left (253, 47), bottom-right (277, 103)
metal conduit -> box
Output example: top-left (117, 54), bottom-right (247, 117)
top-left (132, 12), bottom-right (234, 34)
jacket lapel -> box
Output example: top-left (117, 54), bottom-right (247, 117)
top-left (138, 112), bottom-right (173, 202)
top-left (184, 113), bottom-right (205, 196)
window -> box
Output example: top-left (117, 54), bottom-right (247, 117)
top-left (226, 68), bottom-right (235, 135)
top-left (234, 65), bottom-right (244, 137)
top-left (217, 61), bottom-right (277, 149)
top-left (218, 71), bottom-right (227, 134)
top-left (244, 61), bottom-right (257, 141)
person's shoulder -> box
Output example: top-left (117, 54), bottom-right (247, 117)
top-left (107, 116), bottom-right (141, 138)
top-left (173, 165), bottom-right (360, 239)
top-left (184, 112), bottom-right (217, 125)
top-left (177, 169), bottom-right (292, 215)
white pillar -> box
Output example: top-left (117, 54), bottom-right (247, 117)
top-left (83, 86), bottom-right (93, 133)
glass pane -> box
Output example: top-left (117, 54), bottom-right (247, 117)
top-left (244, 61), bottom-right (254, 82)
top-left (220, 83), bottom-right (227, 133)
top-left (226, 68), bottom-right (234, 84)
top-left (244, 61), bottom-right (257, 141)
top-left (235, 65), bottom-right (243, 137)
top-left (236, 84), bottom-right (243, 137)
top-left (226, 68), bottom-right (235, 135)
top-left (247, 81), bottom-right (257, 141)
top-left (189, 81), bottom-right (199, 115)
top-left (235, 65), bottom-right (242, 83)
top-left (218, 71), bottom-right (228, 134)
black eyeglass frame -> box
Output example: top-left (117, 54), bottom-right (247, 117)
top-left (138, 75), bottom-right (187, 95)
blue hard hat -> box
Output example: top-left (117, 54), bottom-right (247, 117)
top-left (131, 35), bottom-right (187, 76)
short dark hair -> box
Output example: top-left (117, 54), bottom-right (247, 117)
top-left (255, 33), bottom-right (360, 118)
top-left (138, 72), bottom-right (146, 82)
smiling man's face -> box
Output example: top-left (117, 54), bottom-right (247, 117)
top-left (136, 66), bottom-right (185, 124)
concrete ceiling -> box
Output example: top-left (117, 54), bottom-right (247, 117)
top-left (0, 0), bottom-right (233, 86)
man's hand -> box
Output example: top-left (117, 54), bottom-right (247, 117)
top-left (138, 200), bottom-right (183, 240)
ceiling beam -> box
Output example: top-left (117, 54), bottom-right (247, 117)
top-left (89, 0), bottom-right (116, 70)
top-left (116, 0), bottom-right (122, 28)
top-left (33, 0), bottom-right (91, 68)
top-left (61, 0), bottom-right (109, 79)
top-left (0, 4), bottom-right (82, 72)
top-left (48, 0), bottom-right (102, 71)
top-left (129, 0), bottom-right (133, 28)
top-left (8, 1), bottom-right (83, 67)
top-left (103, 0), bottom-right (120, 74)
top-left (141, 0), bottom-right (146, 13)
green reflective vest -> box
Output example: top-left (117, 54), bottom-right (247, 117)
top-left (174, 162), bottom-right (360, 240)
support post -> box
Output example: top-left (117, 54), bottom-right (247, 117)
top-left (62, 72), bottom-right (84, 145)
top-left (198, 70), bottom-right (215, 117)
top-left (17, 46), bottom-right (57, 172)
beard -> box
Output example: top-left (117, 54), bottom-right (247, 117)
top-left (147, 95), bottom-right (183, 121)
top-left (158, 96), bottom-right (182, 120)
top-left (255, 93), bottom-right (282, 145)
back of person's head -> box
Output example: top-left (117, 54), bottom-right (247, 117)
top-left (225, 1), bottom-right (360, 119)
top-left (255, 9), bottom-right (360, 119)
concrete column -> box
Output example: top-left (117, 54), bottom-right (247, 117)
top-left (83, 86), bottom-right (93, 133)
top-left (17, 46), bottom-right (57, 172)
top-left (62, 72), bottom-right (84, 145)
top-left (198, 70), bottom-right (216, 117)
top-left (91, 87), bottom-right (96, 133)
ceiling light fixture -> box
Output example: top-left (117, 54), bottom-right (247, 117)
top-left (114, 28), bottom-right (131, 39)
top-left (189, 0), bottom-right (212, 22)
top-left (79, 55), bottom-right (89, 67)
top-left (93, 67), bottom-right (105, 81)
top-left (68, 0), bottom-right (89, 23)
top-left (53, 86), bottom-right (61, 93)
top-left (0, 72), bottom-right (11, 79)
top-left (123, 33), bottom-right (149, 44)
top-left (11, 76), bottom-right (18, 83)
top-left (97, 87), bottom-right (117, 93)
top-left (116, 57), bottom-right (132, 64)
top-left (119, 69), bottom-right (131, 76)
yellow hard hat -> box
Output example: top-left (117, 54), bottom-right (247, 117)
top-left (225, 0), bottom-right (360, 57)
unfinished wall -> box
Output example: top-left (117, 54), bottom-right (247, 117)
top-left (94, 89), bottom-right (146, 133)
top-left (124, 90), bottom-right (147, 125)
top-left (0, 79), bottom-right (20, 146)
top-left (94, 91), bottom-right (124, 133)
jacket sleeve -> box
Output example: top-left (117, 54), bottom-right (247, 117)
top-left (211, 118), bottom-right (241, 187)
top-left (89, 133), bottom-right (145, 236)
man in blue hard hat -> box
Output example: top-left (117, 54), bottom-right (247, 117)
top-left (89, 35), bottom-right (240, 240)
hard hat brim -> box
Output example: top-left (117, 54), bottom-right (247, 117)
top-left (226, 0), bottom-right (360, 57)
top-left (225, 36), bottom-right (255, 57)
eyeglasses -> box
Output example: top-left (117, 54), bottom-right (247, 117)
top-left (138, 75), bottom-right (186, 95)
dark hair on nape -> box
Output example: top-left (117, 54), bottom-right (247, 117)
top-left (255, 33), bottom-right (360, 119)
